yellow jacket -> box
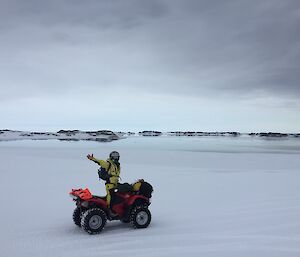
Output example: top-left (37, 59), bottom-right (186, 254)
top-left (92, 157), bottom-right (120, 185)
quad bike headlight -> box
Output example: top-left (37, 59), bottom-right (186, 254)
top-left (81, 201), bottom-right (89, 208)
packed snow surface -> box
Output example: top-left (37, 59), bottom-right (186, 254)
top-left (1, 137), bottom-right (300, 257)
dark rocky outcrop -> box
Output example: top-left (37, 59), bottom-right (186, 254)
top-left (0, 129), bottom-right (21, 132)
top-left (86, 130), bottom-right (116, 136)
top-left (139, 131), bottom-right (162, 136)
top-left (249, 132), bottom-right (289, 137)
top-left (168, 131), bottom-right (240, 137)
top-left (57, 130), bottom-right (80, 136)
top-left (58, 138), bottom-right (80, 141)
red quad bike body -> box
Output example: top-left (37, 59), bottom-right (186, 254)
top-left (69, 182), bottom-right (153, 234)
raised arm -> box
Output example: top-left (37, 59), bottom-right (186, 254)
top-left (87, 154), bottom-right (109, 169)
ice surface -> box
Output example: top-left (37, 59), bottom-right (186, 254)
top-left (0, 137), bottom-right (300, 257)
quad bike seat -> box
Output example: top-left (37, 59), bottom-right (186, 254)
top-left (116, 183), bottom-right (133, 193)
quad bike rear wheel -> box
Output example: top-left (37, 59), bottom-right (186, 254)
top-left (81, 208), bottom-right (107, 234)
top-left (130, 206), bottom-right (151, 229)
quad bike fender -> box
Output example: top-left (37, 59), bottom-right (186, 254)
top-left (127, 195), bottom-right (150, 206)
top-left (84, 197), bottom-right (108, 210)
top-left (121, 195), bottom-right (150, 222)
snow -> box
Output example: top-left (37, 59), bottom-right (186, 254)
top-left (1, 137), bottom-right (300, 257)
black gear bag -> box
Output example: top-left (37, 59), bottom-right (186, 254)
top-left (98, 162), bottom-right (111, 181)
top-left (139, 182), bottom-right (153, 198)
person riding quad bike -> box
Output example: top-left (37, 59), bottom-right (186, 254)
top-left (70, 151), bottom-right (153, 234)
top-left (87, 151), bottom-right (120, 212)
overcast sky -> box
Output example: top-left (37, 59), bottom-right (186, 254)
top-left (1, 0), bottom-right (299, 132)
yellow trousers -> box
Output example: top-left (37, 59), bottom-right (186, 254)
top-left (105, 183), bottom-right (117, 208)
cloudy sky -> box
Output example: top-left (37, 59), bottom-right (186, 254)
top-left (1, 0), bottom-right (300, 132)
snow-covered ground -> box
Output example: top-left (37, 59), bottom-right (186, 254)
top-left (1, 137), bottom-right (300, 257)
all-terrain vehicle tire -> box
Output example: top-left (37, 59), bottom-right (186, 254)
top-left (81, 208), bottom-right (107, 234)
top-left (130, 206), bottom-right (151, 229)
top-left (73, 207), bottom-right (82, 227)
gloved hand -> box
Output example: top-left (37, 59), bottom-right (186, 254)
top-left (87, 154), bottom-right (94, 160)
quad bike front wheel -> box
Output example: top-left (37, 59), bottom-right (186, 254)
top-left (130, 206), bottom-right (151, 229)
top-left (81, 208), bottom-right (107, 234)
top-left (73, 207), bottom-right (82, 227)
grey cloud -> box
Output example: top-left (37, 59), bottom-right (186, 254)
top-left (0, 0), bottom-right (300, 101)
top-left (160, 0), bottom-right (300, 96)
top-left (0, 0), bottom-right (168, 29)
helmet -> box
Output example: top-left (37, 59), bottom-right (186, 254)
top-left (109, 151), bottom-right (120, 162)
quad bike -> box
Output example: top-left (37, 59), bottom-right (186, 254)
top-left (69, 181), bottom-right (153, 234)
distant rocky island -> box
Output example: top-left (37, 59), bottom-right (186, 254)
top-left (138, 131), bottom-right (300, 138)
top-left (0, 129), bottom-right (299, 142)
top-left (0, 129), bottom-right (121, 142)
